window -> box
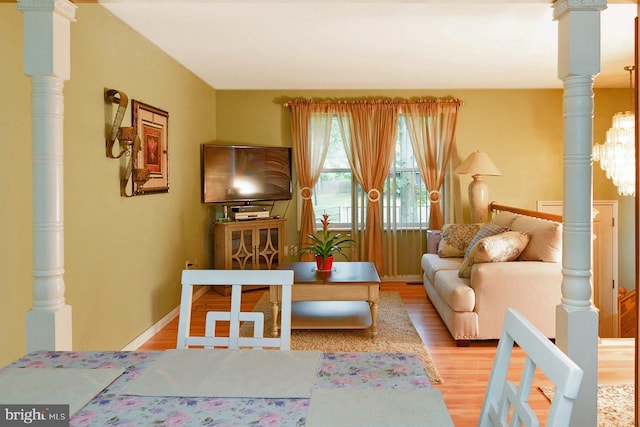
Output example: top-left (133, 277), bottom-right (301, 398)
top-left (312, 117), bottom-right (354, 228)
top-left (387, 115), bottom-right (429, 229)
top-left (313, 115), bottom-right (429, 230)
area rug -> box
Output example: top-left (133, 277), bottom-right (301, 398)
top-left (539, 384), bottom-right (634, 426)
top-left (242, 291), bottom-right (443, 384)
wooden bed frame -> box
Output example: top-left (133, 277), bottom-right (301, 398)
top-left (489, 201), bottom-right (562, 223)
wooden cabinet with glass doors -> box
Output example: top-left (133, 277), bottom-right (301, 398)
top-left (212, 218), bottom-right (285, 295)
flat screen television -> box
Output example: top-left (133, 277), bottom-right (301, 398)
top-left (201, 144), bottom-right (293, 204)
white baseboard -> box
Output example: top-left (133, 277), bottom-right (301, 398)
top-left (122, 286), bottom-right (209, 351)
top-left (381, 274), bottom-right (422, 284)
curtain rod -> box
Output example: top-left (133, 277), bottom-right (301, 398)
top-left (283, 96), bottom-right (464, 108)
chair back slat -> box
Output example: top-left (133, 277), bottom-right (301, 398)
top-left (478, 309), bottom-right (584, 427)
top-left (176, 269), bottom-right (294, 350)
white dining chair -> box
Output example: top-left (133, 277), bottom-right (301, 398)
top-left (176, 269), bottom-right (294, 350)
top-left (477, 308), bottom-right (584, 427)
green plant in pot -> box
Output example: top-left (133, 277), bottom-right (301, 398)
top-left (299, 214), bottom-right (355, 271)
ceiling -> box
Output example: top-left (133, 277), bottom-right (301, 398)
top-left (97, 0), bottom-right (638, 90)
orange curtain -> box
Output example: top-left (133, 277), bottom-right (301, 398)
top-left (402, 99), bottom-right (463, 230)
top-left (287, 99), bottom-right (334, 260)
top-left (335, 101), bottom-right (399, 273)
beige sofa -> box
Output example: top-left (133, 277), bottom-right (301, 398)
top-left (421, 206), bottom-right (563, 346)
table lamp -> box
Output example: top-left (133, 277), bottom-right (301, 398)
top-left (455, 151), bottom-right (502, 223)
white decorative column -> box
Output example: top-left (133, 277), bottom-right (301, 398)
top-left (18, 0), bottom-right (77, 352)
top-left (553, 1), bottom-right (606, 426)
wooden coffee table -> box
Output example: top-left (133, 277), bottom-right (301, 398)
top-left (270, 262), bottom-right (381, 338)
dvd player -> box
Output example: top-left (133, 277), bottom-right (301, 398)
top-left (230, 205), bottom-right (268, 213)
top-left (229, 205), bottom-right (270, 221)
top-left (232, 211), bottom-right (271, 221)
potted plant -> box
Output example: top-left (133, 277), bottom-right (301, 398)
top-left (299, 214), bottom-right (355, 271)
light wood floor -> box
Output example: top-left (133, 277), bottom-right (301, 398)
top-left (139, 282), bottom-right (635, 426)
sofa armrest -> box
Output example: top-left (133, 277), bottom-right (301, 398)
top-left (470, 261), bottom-right (563, 338)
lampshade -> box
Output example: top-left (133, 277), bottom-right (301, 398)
top-left (455, 151), bottom-right (502, 176)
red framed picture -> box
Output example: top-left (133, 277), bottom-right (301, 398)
top-left (132, 100), bottom-right (169, 194)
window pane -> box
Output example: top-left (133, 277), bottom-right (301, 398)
top-left (313, 114), bottom-right (429, 229)
top-left (312, 116), bottom-right (352, 227)
top-left (384, 117), bottom-right (429, 228)
top-left (383, 169), bottom-right (428, 228)
top-left (313, 171), bottom-right (352, 226)
top-left (325, 119), bottom-right (350, 169)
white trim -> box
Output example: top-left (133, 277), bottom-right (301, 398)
top-left (381, 275), bottom-right (421, 284)
top-left (122, 286), bottom-right (209, 351)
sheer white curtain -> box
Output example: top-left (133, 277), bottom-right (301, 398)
top-left (286, 97), bottom-right (463, 279)
top-left (402, 99), bottom-right (463, 230)
top-left (287, 100), bottom-right (334, 260)
top-left (334, 101), bottom-right (399, 274)
top-left (382, 119), bottom-right (430, 279)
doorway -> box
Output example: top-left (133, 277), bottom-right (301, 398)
top-left (537, 200), bottom-right (619, 338)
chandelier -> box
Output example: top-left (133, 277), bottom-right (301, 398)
top-left (593, 66), bottom-right (636, 197)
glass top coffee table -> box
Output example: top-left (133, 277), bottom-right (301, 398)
top-left (271, 262), bottom-right (381, 338)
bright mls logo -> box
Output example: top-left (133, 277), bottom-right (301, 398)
top-left (0, 405), bottom-right (68, 426)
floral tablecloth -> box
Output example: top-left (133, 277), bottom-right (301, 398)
top-left (3, 351), bottom-right (433, 426)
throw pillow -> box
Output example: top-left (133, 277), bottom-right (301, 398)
top-left (491, 211), bottom-right (518, 228)
top-left (464, 223), bottom-right (509, 259)
top-left (437, 223), bottom-right (482, 258)
top-left (510, 216), bottom-right (562, 262)
top-left (458, 231), bottom-right (531, 278)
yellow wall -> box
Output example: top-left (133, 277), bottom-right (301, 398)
top-left (1, 4), bottom-right (633, 367)
top-left (216, 89), bottom-right (567, 211)
top-left (593, 88), bottom-right (636, 293)
top-left (0, 3), bottom-right (32, 369)
top-left (0, 4), bottom-right (216, 367)
top-left (216, 88), bottom-right (634, 287)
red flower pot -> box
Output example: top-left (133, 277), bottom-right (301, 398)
top-left (316, 255), bottom-right (334, 271)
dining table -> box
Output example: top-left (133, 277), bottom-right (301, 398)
top-left (0, 349), bottom-right (454, 426)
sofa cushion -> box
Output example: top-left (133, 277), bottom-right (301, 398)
top-left (421, 253), bottom-right (463, 284)
top-left (437, 223), bottom-right (482, 258)
top-left (510, 216), bottom-right (562, 262)
top-left (464, 223), bottom-right (509, 258)
top-left (434, 270), bottom-right (476, 312)
top-left (491, 211), bottom-right (518, 228)
top-left (458, 231), bottom-right (531, 278)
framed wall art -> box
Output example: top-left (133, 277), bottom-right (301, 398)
top-left (132, 100), bottom-right (169, 194)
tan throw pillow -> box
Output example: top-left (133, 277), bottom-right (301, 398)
top-left (464, 223), bottom-right (509, 259)
top-left (510, 216), bottom-right (562, 263)
top-left (491, 211), bottom-right (518, 228)
top-left (458, 231), bottom-right (531, 278)
top-left (437, 223), bottom-right (482, 258)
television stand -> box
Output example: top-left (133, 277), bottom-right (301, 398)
top-left (212, 218), bottom-right (285, 295)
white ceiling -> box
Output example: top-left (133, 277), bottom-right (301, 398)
top-left (98, 0), bottom-right (637, 90)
